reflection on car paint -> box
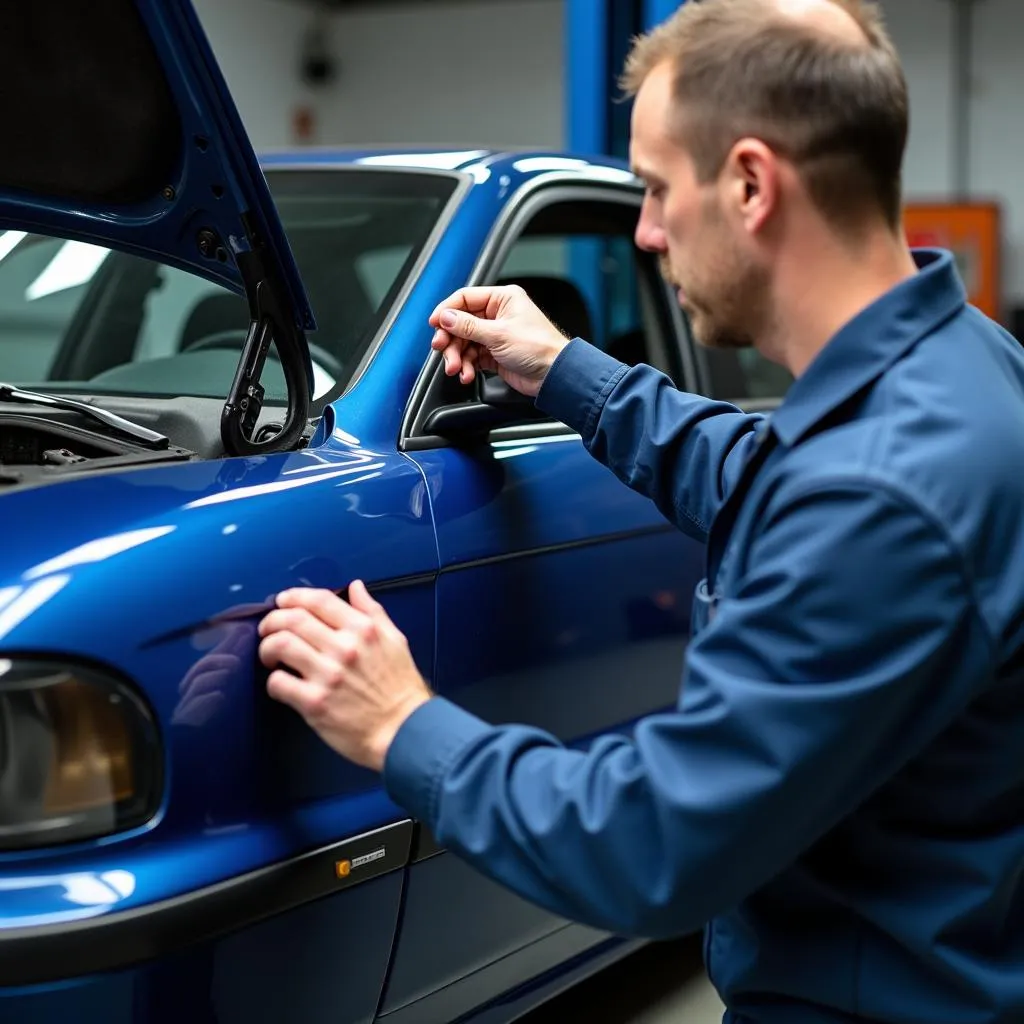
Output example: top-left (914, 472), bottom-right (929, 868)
top-left (0, 870), bottom-right (136, 927)
top-left (0, 145), bottom-right (720, 1022)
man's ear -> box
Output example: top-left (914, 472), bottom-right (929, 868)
top-left (722, 138), bottom-right (778, 235)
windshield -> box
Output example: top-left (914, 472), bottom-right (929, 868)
top-left (0, 169), bottom-right (458, 403)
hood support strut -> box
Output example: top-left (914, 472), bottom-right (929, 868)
top-left (219, 216), bottom-right (312, 457)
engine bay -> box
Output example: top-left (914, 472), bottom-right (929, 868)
top-left (0, 391), bottom-right (313, 488)
top-left (0, 413), bottom-right (195, 486)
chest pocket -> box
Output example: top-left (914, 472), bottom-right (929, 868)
top-left (692, 424), bottom-right (780, 640)
top-left (691, 577), bottom-right (718, 637)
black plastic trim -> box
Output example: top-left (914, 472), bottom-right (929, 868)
top-left (401, 422), bottom-right (578, 453)
top-left (376, 921), bottom-right (616, 1024)
top-left (409, 822), bottom-right (446, 864)
top-left (399, 178), bottom-right (645, 452)
top-left (448, 523), bottom-right (675, 574)
top-left (377, 526), bottom-right (676, 582)
top-left (0, 819), bottom-right (413, 987)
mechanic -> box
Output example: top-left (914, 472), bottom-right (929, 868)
top-left (256, 0), bottom-right (1024, 1021)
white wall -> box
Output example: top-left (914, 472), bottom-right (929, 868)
top-left (192, 0), bottom-right (316, 150)
top-left (881, 0), bottom-right (956, 198)
top-left (966, 0), bottom-right (1024, 314)
top-left (308, 0), bottom-right (564, 150)
top-left (194, 0), bottom-right (563, 152)
top-left (861, 0), bottom-right (1024, 313)
top-left (193, 0), bottom-right (1024, 309)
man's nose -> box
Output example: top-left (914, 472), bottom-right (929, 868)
top-left (635, 205), bottom-right (667, 253)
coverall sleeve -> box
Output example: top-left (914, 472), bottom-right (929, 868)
top-left (534, 338), bottom-right (764, 541)
top-left (383, 478), bottom-right (989, 939)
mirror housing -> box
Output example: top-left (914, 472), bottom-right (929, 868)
top-left (423, 374), bottom-right (545, 437)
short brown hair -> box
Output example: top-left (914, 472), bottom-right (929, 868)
top-left (621, 0), bottom-right (908, 231)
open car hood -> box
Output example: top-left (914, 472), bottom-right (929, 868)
top-left (0, 0), bottom-right (315, 454)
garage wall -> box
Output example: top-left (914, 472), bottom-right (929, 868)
top-left (881, 0), bottom-right (955, 198)
top-left (881, 0), bottom-right (1024, 314)
top-left (312, 0), bottom-right (564, 150)
top-left (193, 0), bottom-right (1024, 310)
top-left (192, 0), bottom-right (563, 152)
top-left (191, 0), bottom-right (315, 151)
top-left (965, 0), bottom-right (1024, 316)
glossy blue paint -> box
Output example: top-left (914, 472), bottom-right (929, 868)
top-left (0, 873), bottom-right (404, 1024)
top-left (1, 414), bottom-right (434, 901)
top-left (411, 432), bottom-right (701, 737)
top-left (0, 148), bottom-right (701, 1022)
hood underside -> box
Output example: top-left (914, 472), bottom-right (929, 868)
top-left (0, 0), bottom-right (315, 369)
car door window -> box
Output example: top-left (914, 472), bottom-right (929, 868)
top-left (404, 188), bottom-right (692, 447)
top-left (491, 199), bottom-right (681, 389)
top-left (486, 194), bottom-right (792, 412)
top-left (0, 233), bottom-right (101, 381)
top-left (697, 343), bottom-right (794, 406)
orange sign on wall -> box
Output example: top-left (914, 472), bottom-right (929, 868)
top-left (903, 201), bottom-right (1002, 321)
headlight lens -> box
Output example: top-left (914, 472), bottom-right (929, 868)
top-left (0, 659), bottom-right (161, 850)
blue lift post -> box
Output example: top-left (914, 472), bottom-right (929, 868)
top-left (564, 0), bottom-right (685, 353)
top-left (564, 0), bottom-right (613, 348)
top-left (642, 0), bottom-right (685, 31)
top-left (564, 0), bottom-right (685, 158)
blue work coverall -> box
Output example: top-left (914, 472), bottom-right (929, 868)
top-left (385, 249), bottom-right (1024, 1023)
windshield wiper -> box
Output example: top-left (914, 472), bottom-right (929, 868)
top-left (0, 384), bottom-right (168, 450)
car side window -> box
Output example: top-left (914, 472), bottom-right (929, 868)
top-left (491, 200), bottom-right (679, 383)
top-left (697, 345), bottom-right (794, 406)
top-left (403, 191), bottom-right (689, 448)
top-left (0, 233), bottom-right (101, 383)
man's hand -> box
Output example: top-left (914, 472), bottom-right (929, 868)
top-left (428, 285), bottom-right (570, 397)
top-left (257, 581), bottom-right (431, 772)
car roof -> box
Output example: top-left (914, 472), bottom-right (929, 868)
top-left (258, 147), bottom-right (638, 185)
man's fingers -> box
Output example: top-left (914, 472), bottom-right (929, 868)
top-left (347, 579), bottom-right (389, 624)
top-left (266, 669), bottom-right (322, 717)
top-left (428, 287), bottom-right (504, 327)
top-left (441, 337), bottom-right (466, 376)
top-left (435, 335), bottom-right (485, 382)
top-left (439, 309), bottom-right (503, 348)
top-left (460, 345), bottom-right (479, 384)
top-left (477, 350), bottom-right (499, 374)
top-left (258, 629), bottom-right (334, 681)
top-left (266, 585), bottom-right (390, 652)
top-left (260, 605), bottom-right (353, 659)
top-left (272, 587), bottom-right (361, 631)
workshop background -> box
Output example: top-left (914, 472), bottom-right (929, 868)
top-left (190, 0), bottom-right (1017, 1019)
top-left (194, 0), bottom-right (1018, 331)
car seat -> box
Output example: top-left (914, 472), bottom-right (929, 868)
top-left (180, 292), bottom-right (249, 350)
top-left (496, 274), bottom-right (594, 344)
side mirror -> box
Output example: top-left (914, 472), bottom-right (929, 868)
top-left (422, 374), bottom-right (545, 437)
top-left (480, 375), bottom-right (534, 408)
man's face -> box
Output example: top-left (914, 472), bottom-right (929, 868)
top-left (629, 62), bottom-right (769, 350)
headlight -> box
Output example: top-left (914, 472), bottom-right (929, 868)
top-left (0, 659), bottom-right (161, 850)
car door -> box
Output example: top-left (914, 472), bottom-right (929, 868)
top-left (375, 181), bottom-right (707, 1024)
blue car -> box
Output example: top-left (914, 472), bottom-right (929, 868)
top-left (0, 2), bottom-right (793, 1021)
